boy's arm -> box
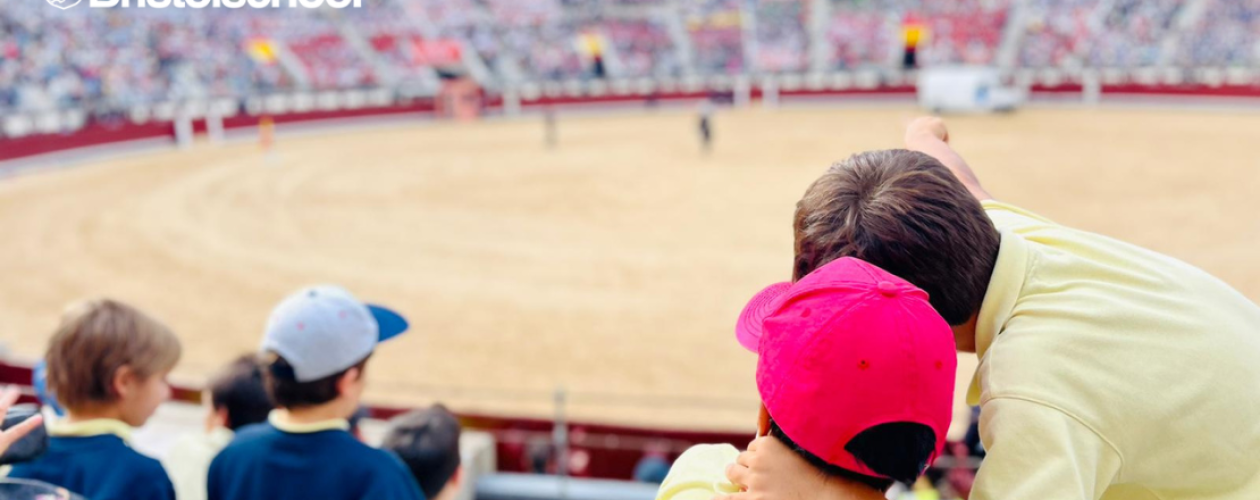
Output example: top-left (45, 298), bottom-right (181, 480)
top-left (971, 398), bottom-right (1122, 500)
top-left (904, 117), bottom-right (994, 202)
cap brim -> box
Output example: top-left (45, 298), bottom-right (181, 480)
top-left (735, 282), bottom-right (793, 353)
top-left (368, 304), bottom-right (409, 342)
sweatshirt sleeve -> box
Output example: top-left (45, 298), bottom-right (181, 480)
top-left (656, 444), bottom-right (741, 500)
top-left (970, 397), bottom-right (1123, 500)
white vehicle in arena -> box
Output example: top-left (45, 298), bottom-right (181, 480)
top-left (918, 66), bottom-right (1023, 113)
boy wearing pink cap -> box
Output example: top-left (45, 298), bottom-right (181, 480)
top-left (656, 257), bottom-right (957, 499)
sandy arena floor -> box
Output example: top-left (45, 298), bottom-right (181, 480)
top-left (2, 106), bottom-right (1258, 433)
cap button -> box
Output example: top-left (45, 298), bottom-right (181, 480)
top-left (877, 281), bottom-right (898, 297)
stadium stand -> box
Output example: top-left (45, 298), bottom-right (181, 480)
top-left (7, 0), bottom-right (1260, 113)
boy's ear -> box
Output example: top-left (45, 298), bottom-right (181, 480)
top-left (757, 403), bottom-right (771, 437)
top-left (336, 367), bottom-right (362, 396)
top-left (113, 365), bottom-right (138, 399)
top-left (449, 465), bottom-right (464, 487)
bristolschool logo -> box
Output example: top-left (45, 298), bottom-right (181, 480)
top-left (47, 0), bottom-right (361, 9)
top-left (47, 0), bottom-right (82, 9)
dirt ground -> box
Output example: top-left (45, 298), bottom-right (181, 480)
top-left (2, 106), bottom-right (1257, 434)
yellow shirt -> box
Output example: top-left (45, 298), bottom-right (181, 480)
top-left (656, 444), bottom-right (742, 500)
top-left (971, 201), bottom-right (1260, 500)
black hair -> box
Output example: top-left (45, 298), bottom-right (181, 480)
top-left (209, 354), bottom-right (274, 430)
top-left (381, 405), bottom-right (463, 499)
top-left (768, 418), bottom-right (937, 491)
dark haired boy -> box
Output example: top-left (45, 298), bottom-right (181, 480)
top-left (164, 354), bottom-right (273, 500)
top-left (381, 405), bottom-right (463, 500)
top-left (206, 286), bottom-right (422, 500)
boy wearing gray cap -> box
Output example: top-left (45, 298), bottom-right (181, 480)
top-left (207, 286), bottom-right (422, 500)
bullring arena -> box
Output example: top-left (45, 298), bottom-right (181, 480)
top-left (3, 104), bottom-right (1258, 434)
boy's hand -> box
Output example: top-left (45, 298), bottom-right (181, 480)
top-left (716, 436), bottom-right (863, 500)
top-left (0, 386), bottom-right (43, 457)
top-left (905, 116), bottom-right (949, 144)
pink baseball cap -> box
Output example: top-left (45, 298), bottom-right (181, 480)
top-left (737, 257), bottom-right (956, 479)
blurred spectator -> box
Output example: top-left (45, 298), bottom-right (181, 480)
top-left (380, 405), bottom-right (464, 500)
top-left (162, 354), bottom-right (272, 500)
top-left (7, 299), bottom-right (181, 500)
top-left (348, 405), bottom-right (370, 441)
top-left (31, 360), bottom-right (64, 417)
top-left (631, 441), bottom-right (671, 484)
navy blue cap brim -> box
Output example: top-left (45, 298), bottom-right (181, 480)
top-left (368, 304), bottom-right (408, 342)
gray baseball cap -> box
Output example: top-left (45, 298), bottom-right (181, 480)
top-left (261, 285), bottom-right (408, 382)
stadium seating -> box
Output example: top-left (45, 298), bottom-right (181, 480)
top-left (2, 0), bottom-right (1258, 113)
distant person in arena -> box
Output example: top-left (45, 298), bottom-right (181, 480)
top-left (698, 101), bottom-right (714, 154)
top-left (163, 354), bottom-right (272, 500)
top-left (6, 300), bottom-right (181, 500)
top-left (657, 257), bottom-right (956, 500)
top-left (718, 117), bottom-right (1260, 499)
top-left (206, 286), bottom-right (422, 500)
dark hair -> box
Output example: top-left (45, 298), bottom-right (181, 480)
top-left (381, 405), bottom-right (462, 499)
top-left (261, 353), bottom-right (369, 409)
top-left (794, 149), bottom-right (999, 325)
top-left (768, 419), bottom-right (937, 491)
top-left (208, 355), bottom-right (274, 430)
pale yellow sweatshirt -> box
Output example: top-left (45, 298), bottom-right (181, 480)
top-left (971, 201), bottom-right (1260, 499)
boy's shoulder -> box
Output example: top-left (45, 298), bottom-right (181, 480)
top-left (56, 434), bottom-right (166, 473)
top-left (216, 423), bottom-right (392, 464)
top-left (227, 422), bottom-right (279, 442)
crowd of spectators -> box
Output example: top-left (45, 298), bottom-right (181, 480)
top-left (1021, 0), bottom-right (1185, 68)
top-left (3, 0), bottom-right (1259, 113)
top-left (827, 0), bottom-right (894, 69)
top-left (753, 0), bottom-right (810, 73)
top-left (685, 0), bottom-right (746, 75)
top-left (1176, 0), bottom-right (1260, 67)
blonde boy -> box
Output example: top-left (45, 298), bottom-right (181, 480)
top-left (7, 299), bottom-right (181, 500)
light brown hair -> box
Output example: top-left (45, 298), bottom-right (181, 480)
top-left (794, 149), bottom-right (999, 325)
top-left (45, 299), bottom-right (182, 410)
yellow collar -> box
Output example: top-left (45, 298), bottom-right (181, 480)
top-left (967, 231), bottom-right (1031, 405)
top-left (268, 410), bottom-right (350, 434)
top-left (48, 418), bottom-right (133, 442)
